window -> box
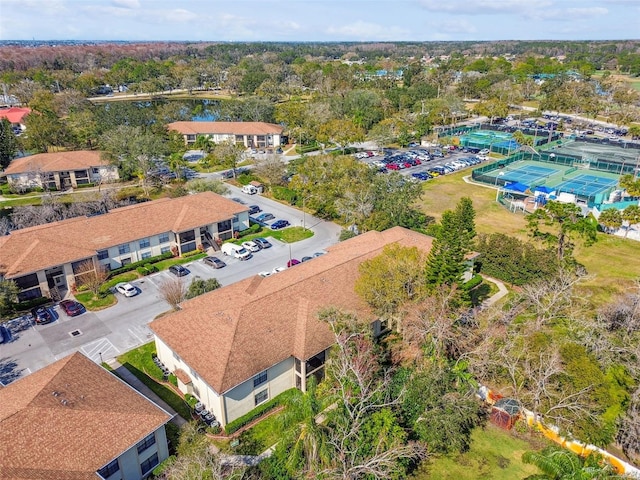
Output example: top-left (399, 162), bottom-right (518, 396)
top-left (141, 251), bottom-right (152, 260)
top-left (139, 238), bottom-right (150, 249)
top-left (14, 273), bottom-right (39, 290)
top-left (98, 459), bottom-right (120, 478)
top-left (254, 389), bottom-right (268, 406)
top-left (253, 370), bottom-right (267, 388)
top-left (217, 220), bottom-right (231, 232)
top-left (161, 246), bottom-right (170, 254)
top-left (17, 287), bottom-right (42, 302)
top-left (121, 258), bottom-right (131, 266)
top-left (118, 244), bottom-right (130, 255)
top-left (178, 230), bottom-right (195, 244)
top-left (140, 453), bottom-right (158, 475)
top-left (181, 242), bottom-right (196, 253)
top-left (136, 433), bottom-right (156, 454)
top-left (92, 167), bottom-right (100, 174)
top-left (159, 233), bottom-right (170, 244)
top-left (97, 250), bottom-right (108, 260)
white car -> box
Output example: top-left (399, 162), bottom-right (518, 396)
top-left (258, 271), bottom-right (272, 278)
top-left (272, 266), bottom-right (286, 274)
top-left (479, 148), bottom-right (490, 155)
top-left (115, 282), bottom-right (138, 297)
top-left (242, 241), bottom-right (261, 252)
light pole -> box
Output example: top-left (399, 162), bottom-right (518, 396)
top-left (495, 171), bottom-right (505, 201)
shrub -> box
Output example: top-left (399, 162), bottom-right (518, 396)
top-left (143, 263), bottom-right (157, 273)
top-left (237, 224), bottom-right (260, 238)
top-left (295, 143), bottom-right (320, 154)
top-left (136, 266), bottom-right (148, 276)
top-left (271, 186), bottom-right (298, 205)
top-left (108, 252), bottom-right (173, 277)
top-left (76, 183), bottom-right (95, 189)
top-left (462, 274), bottom-right (483, 291)
top-left (12, 296), bottom-right (49, 313)
top-left (182, 250), bottom-right (203, 258)
top-left (225, 389), bottom-right (298, 434)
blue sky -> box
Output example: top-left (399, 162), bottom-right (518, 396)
top-left (1, 0), bottom-right (639, 42)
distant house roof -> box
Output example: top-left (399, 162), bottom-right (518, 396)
top-left (1, 150), bottom-right (109, 176)
top-left (0, 352), bottom-right (172, 480)
top-left (0, 106), bottom-right (31, 124)
top-left (167, 121), bottom-right (284, 136)
top-left (0, 192), bottom-right (247, 278)
top-left (150, 227), bottom-right (434, 394)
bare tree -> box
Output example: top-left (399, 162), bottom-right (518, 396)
top-left (74, 259), bottom-right (108, 295)
top-left (318, 309), bottom-right (427, 480)
top-left (252, 154), bottom-right (287, 186)
top-left (617, 387), bottom-right (640, 462)
top-left (160, 277), bottom-right (187, 310)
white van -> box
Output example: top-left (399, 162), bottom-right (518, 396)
top-left (242, 185), bottom-right (258, 195)
top-left (221, 243), bottom-right (252, 260)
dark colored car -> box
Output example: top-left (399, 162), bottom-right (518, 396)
top-left (169, 265), bottom-right (189, 277)
top-left (271, 219), bottom-right (290, 230)
top-left (203, 256), bottom-right (226, 269)
top-left (253, 237), bottom-right (272, 249)
top-left (248, 205), bottom-right (262, 215)
top-left (32, 307), bottom-right (53, 325)
top-left (255, 212), bottom-right (275, 223)
top-left (287, 259), bottom-right (301, 267)
top-left (59, 300), bottom-right (84, 317)
top-left (301, 256), bottom-right (313, 262)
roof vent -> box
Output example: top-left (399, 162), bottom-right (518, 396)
top-left (61, 399), bottom-right (68, 406)
top-left (52, 391), bottom-right (59, 397)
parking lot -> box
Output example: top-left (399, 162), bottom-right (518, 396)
top-left (353, 145), bottom-right (490, 181)
top-left (0, 188), bottom-right (341, 385)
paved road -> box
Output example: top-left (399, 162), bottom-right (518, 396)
top-left (0, 194), bottom-right (341, 385)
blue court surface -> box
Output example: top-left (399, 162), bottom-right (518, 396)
top-left (556, 174), bottom-right (618, 195)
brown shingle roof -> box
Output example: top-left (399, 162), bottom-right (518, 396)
top-left (0, 352), bottom-right (171, 480)
top-left (0, 192), bottom-right (247, 278)
top-left (167, 121), bottom-right (283, 136)
top-left (150, 227), bottom-right (433, 394)
top-left (2, 151), bottom-right (109, 176)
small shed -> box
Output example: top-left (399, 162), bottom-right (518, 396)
top-left (490, 397), bottom-right (522, 430)
top-left (249, 181), bottom-right (264, 193)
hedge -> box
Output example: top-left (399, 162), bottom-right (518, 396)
top-left (182, 249), bottom-right (203, 258)
top-left (225, 388), bottom-right (299, 434)
top-left (271, 186), bottom-right (298, 205)
top-left (462, 274), bottom-right (483, 291)
top-left (236, 224), bottom-right (260, 238)
top-left (108, 252), bottom-right (173, 277)
top-left (12, 296), bottom-right (50, 313)
top-left (295, 143), bottom-right (320, 154)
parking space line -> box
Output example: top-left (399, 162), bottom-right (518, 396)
top-left (81, 338), bottom-right (119, 363)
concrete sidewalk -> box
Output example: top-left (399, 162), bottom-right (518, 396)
top-left (481, 275), bottom-right (509, 307)
top-left (108, 360), bottom-right (188, 427)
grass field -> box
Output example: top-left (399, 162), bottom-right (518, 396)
top-left (412, 425), bottom-right (543, 480)
top-left (419, 171), bottom-right (640, 297)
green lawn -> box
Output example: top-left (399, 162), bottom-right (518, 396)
top-left (74, 291), bottom-right (117, 310)
top-left (153, 253), bottom-right (208, 271)
top-left (412, 425), bottom-right (543, 480)
top-left (117, 342), bottom-right (193, 421)
top-left (238, 226), bottom-right (314, 244)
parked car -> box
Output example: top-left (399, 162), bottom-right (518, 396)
top-left (169, 265), bottom-right (189, 277)
top-left (230, 197), bottom-right (246, 204)
top-left (248, 205), bottom-right (261, 215)
top-left (203, 256), bottom-right (226, 269)
top-left (287, 259), bottom-right (301, 267)
top-left (271, 219), bottom-right (291, 230)
top-left (301, 256), bottom-right (313, 262)
top-left (255, 212), bottom-right (275, 223)
top-left (272, 266), bottom-right (286, 274)
top-left (242, 240), bottom-right (261, 252)
top-left (32, 307), bottom-right (53, 325)
top-left (115, 282), bottom-right (138, 297)
top-left (59, 300), bottom-right (84, 317)
top-left (479, 148), bottom-right (490, 155)
top-left (253, 237), bottom-right (272, 249)
top-left (220, 243), bottom-right (252, 260)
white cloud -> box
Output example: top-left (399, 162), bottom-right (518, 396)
top-left (419, 0), bottom-right (552, 15)
top-left (112, 0), bottom-right (140, 8)
top-left (326, 21), bottom-right (410, 40)
top-left (566, 7), bottom-right (609, 17)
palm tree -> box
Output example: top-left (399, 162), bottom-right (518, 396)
top-left (192, 134), bottom-right (214, 154)
top-left (278, 380), bottom-right (331, 475)
top-left (598, 208), bottom-right (622, 234)
top-left (168, 152), bottom-right (188, 180)
top-left (522, 447), bottom-right (623, 479)
top-left (622, 205), bottom-right (640, 238)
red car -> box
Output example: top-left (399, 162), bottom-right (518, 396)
top-left (386, 163), bottom-right (400, 170)
top-left (287, 259), bottom-right (301, 267)
top-left (60, 300), bottom-right (85, 317)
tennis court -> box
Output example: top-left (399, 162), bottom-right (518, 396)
top-left (497, 164), bottom-right (557, 185)
top-left (556, 173), bottom-right (618, 196)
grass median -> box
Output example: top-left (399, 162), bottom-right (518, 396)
top-left (117, 342), bottom-right (192, 421)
